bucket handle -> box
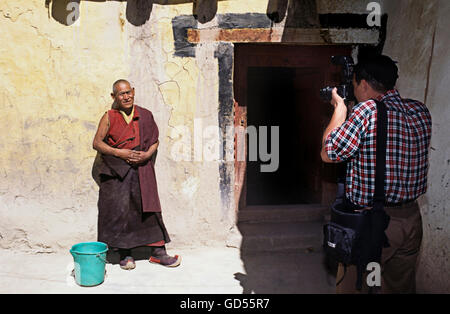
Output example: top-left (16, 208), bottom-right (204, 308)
top-left (96, 253), bottom-right (108, 264)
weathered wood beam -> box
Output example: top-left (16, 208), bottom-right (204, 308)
top-left (187, 27), bottom-right (379, 44)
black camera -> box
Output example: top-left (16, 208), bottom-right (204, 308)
top-left (319, 56), bottom-right (355, 102)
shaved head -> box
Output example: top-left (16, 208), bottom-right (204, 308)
top-left (112, 79), bottom-right (131, 95)
top-left (111, 79), bottom-right (135, 111)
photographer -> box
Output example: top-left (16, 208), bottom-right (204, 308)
top-left (320, 55), bottom-right (432, 293)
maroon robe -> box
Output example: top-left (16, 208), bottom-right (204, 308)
top-left (103, 105), bottom-right (162, 213)
top-left (95, 105), bottom-right (169, 249)
top-left (135, 106), bottom-right (162, 213)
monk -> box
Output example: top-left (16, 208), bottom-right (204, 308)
top-left (92, 79), bottom-right (181, 270)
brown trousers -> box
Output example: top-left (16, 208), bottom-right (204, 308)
top-left (336, 201), bottom-right (423, 294)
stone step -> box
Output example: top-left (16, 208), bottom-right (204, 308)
top-left (237, 221), bottom-right (325, 253)
top-left (238, 204), bottom-right (328, 224)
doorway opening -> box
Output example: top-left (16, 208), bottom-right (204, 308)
top-left (233, 44), bottom-right (351, 208)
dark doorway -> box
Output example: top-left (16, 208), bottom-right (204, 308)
top-left (234, 44), bottom-right (352, 208)
top-left (246, 66), bottom-right (319, 205)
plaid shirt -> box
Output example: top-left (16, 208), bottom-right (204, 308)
top-left (325, 90), bottom-right (432, 206)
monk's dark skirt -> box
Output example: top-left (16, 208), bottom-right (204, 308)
top-left (97, 160), bottom-right (170, 249)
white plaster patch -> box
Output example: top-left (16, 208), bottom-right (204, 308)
top-left (181, 176), bottom-right (199, 200)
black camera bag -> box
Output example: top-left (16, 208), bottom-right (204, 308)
top-left (323, 99), bottom-right (391, 291)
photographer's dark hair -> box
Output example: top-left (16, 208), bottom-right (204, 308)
top-left (354, 55), bottom-right (399, 93)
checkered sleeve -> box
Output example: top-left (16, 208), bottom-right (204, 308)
top-left (325, 101), bottom-right (374, 162)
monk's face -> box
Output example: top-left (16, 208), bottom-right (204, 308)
top-left (112, 81), bottom-right (135, 110)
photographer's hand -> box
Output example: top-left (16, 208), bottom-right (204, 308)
top-left (320, 88), bottom-right (348, 163)
top-left (331, 88), bottom-right (347, 112)
top-left (330, 88), bottom-right (347, 127)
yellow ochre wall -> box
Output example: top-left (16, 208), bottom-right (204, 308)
top-left (0, 0), bottom-right (250, 251)
top-left (0, 0), bottom-right (129, 251)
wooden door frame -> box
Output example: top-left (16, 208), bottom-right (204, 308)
top-left (233, 44), bottom-right (352, 211)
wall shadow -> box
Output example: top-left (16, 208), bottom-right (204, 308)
top-left (47, 0), bottom-right (81, 25)
top-left (266, 0), bottom-right (288, 23)
top-left (233, 254), bottom-right (337, 294)
top-left (46, 0), bottom-right (220, 26)
top-left (234, 212), bottom-right (337, 294)
top-left (193, 0), bottom-right (217, 24)
top-left (267, 0), bottom-right (319, 27)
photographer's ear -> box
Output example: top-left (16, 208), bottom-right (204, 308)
top-left (360, 79), bottom-right (371, 94)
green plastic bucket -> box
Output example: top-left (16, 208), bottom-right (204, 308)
top-left (70, 242), bottom-right (108, 287)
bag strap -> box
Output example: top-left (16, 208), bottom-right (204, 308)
top-left (356, 99), bottom-right (390, 292)
top-left (337, 100), bottom-right (387, 209)
top-left (372, 99), bottom-right (388, 209)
